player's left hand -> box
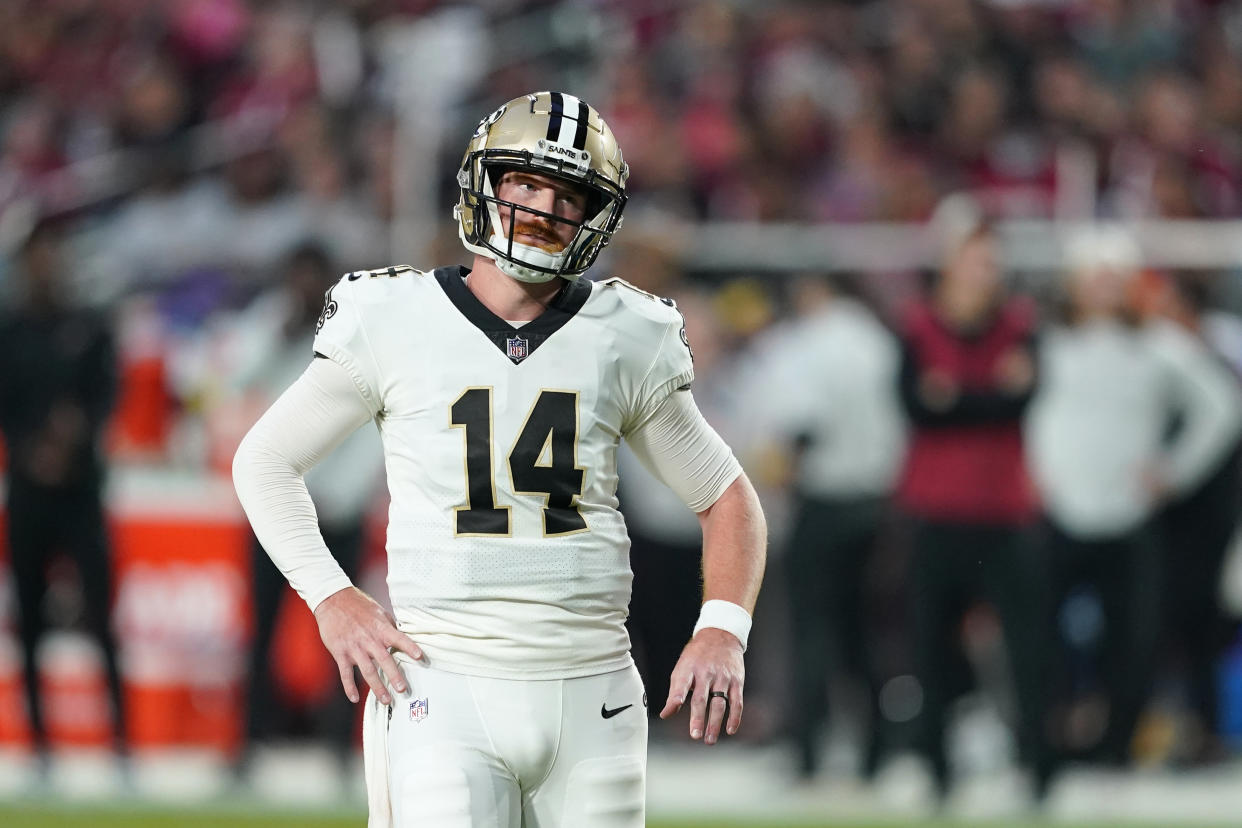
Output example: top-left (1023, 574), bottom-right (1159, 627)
top-left (659, 627), bottom-right (745, 745)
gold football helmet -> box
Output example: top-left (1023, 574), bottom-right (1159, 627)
top-left (455, 91), bottom-right (629, 283)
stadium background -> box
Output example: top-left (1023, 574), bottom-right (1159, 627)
top-left (3, 0), bottom-right (1242, 825)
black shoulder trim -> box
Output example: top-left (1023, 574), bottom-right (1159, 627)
top-left (346, 264), bottom-right (419, 281)
top-left (434, 266), bottom-right (590, 364)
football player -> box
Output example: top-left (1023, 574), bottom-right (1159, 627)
top-left (233, 91), bottom-right (767, 828)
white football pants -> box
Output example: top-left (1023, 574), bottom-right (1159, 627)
top-left (363, 658), bottom-right (647, 828)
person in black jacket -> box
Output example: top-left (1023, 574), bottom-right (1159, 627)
top-left (0, 218), bottom-right (125, 760)
top-left (1157, 274), bottom-right (1242, 764)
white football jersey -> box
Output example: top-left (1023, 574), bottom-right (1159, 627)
top-left (313, 265), bottom-right (695, 679)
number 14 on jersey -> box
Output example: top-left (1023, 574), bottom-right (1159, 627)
top-left (450, 387), bottom-right (587, 537)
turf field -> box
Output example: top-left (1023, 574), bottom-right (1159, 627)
top-left (0, 804), bottom-right (1218, 828)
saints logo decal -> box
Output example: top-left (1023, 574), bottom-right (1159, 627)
top-left (316, 284), bottom-right (338, 333)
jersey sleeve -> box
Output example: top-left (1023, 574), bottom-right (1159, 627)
top-left (625, 388), bottom-right (743, 512)
top-left (232, 357), bottom-right (373, 611)
top-left (627, 308), bottom-right (696, 432)
top-left (312, 274), bottom-right (383, 415)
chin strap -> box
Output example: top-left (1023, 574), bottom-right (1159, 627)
top-left (494, 253), bottom-right (575, 284)
top-left (487, 232), bottom-right (576, 283)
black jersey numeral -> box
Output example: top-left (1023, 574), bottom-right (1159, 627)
top-left (450, 388), bottom-right (586, 537)
top-left (509, 391), bottom-right (587, 535)
top-left (450, 388), bottom-right (512, 536)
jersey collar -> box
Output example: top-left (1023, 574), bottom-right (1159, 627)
top-left (435, 266), bottom-right (592, 365)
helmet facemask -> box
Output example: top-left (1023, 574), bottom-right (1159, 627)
top-left (459, 151), bottom-right (625, 283)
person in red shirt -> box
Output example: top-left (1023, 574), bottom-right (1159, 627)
top-left (896, 218), bottom-right (1052, 801)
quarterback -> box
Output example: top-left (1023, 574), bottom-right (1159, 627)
top-left (233, 91), bottom-right (767, 827)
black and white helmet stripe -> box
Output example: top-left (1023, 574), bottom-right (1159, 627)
top-left (545, 92), bottom-right (590, 151)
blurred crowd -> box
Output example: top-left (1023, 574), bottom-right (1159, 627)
top-left (711, 222), bottom-right (1242, 802)
top-left (3, 0), bottom-right (1242, 800)
top-left (3, 0), bottom-right (1242, 254)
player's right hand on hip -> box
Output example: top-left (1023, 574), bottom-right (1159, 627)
top-left (313, 586), bottom-right (424, 706)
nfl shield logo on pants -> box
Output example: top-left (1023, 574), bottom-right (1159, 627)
top-left (409, 697), bottom-right (429, 723)
top-left (506, 335), bottom-right (530, 362)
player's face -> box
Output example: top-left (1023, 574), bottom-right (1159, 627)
top-left (495, 170), bottom-right (589, 253)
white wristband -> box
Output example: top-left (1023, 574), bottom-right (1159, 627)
top-left (692, 599), bottom-right (752, 652)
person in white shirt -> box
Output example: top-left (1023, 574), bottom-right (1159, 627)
top-left (1026, 228), bottom-right (1242, 765)
top-left (232, 91), bottom-right (766, 828)
top-left (754, 274), bottom-right (906, 779)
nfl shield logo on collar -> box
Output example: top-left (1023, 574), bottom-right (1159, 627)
top-left (409, 697), bottom-right (429, 723)
top-left (506, 335), bottom-right (530, 362)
